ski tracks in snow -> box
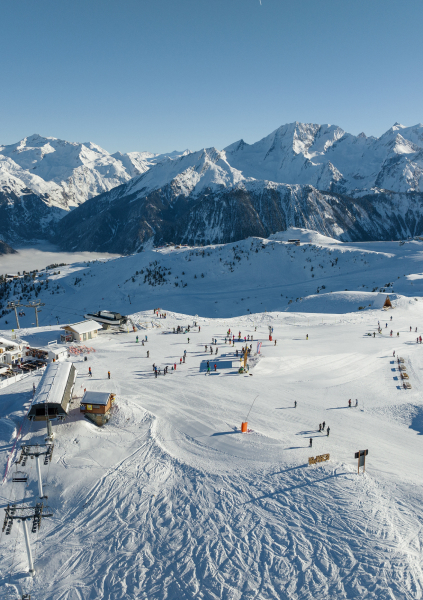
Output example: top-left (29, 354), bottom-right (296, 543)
top-left (25, 415), bottom-right (423, 600)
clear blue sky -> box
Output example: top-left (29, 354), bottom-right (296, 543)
top-left (1, 0), bottom-right (422, 154)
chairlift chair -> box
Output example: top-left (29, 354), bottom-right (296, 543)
top-left (12, 471), bottom-right (28, 483)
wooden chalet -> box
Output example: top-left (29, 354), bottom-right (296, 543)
top-left (80, 391), bottom-right (115, 426)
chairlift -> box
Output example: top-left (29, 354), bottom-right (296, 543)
top-left (12, 471), bottom-right (28, 483)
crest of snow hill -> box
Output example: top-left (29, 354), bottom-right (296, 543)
top-left (1, 123), bottom-right (423, 252)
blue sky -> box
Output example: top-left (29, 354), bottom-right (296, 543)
top-left (1, 0), bottom-right (422, 153)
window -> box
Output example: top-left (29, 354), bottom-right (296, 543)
top-left (88, 332), bottom-right (92, 339)
top-left (83, 333), bottom-right (87, 341)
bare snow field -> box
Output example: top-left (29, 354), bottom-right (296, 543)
top-left (1, 229), bottom-right (423, 599)
top-left (1, 300), bottom-right (423, 599)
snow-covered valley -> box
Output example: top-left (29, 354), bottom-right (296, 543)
top-left (0, 229), bottom-right (423, 599)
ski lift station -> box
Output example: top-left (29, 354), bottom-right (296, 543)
top-left (60, 320), bottom-right (102, 343)
top-left (28, 362), bottom-right (77, 421)
top-left (80, 391), bottom-right (116, 426)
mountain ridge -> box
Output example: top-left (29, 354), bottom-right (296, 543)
top-left (2, 122), bottom-right (423, 250)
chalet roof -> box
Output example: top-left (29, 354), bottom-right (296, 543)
top-left (61, 320), bottom-right (101, 335)
top-left (82, 391), bottom-right (111, 406)
top-left (31, 362), bottom-right (74, 407)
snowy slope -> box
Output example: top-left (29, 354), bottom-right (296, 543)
top-left (224, 122), bottom-right (423, 194)
top-left (2, 230), bottom-right (423, 598)
top-left (3, 227), bottom-right (423, 328)
top-left (1, 304), bottom-right (423, 598)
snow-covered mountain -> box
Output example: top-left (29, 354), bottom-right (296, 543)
top-left (54, 145), bottom-right (423, 253)
top-left (224, 122), bottom-right (423, 194)
top-left (3, 123), bottom-right (423, 250)
top-left (0, 134), bottom-right (189, 242)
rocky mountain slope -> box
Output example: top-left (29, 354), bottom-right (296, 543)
top-left (224, 122), bottom-right (423, 195)
top-left (0, 240), bottom-right (16, 255)
top-left (2, 123), bottom-right (423, 250)
top-left (53, 147), bottom-right (423, 253)
top-left (0, 134), bottom-right (188, 243)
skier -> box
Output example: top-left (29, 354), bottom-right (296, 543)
top-left (215, 347), bottom-right (218, 355)
top-left (306, 334), bottom-right (308, 340)
top-left (386, 323), bottom-right (388, 328)
top-left (274, 340), bottom-right (277, 346)
top-left (322, 421), bottom-right (325, 430)
top-left (348, 399), bottom-right (351, 407)
top-left (145, 335), bottom-right (148, 342)
top-left (136, 336), bottom-right (139, 343)
top-left (393, 350), bottom-right (395, 357)
top-left (205, 345), bottom-right (208, 352)
top-left (210, 347), bottom-right (213, 354)
top-left (180, 358), bottom-right (182, 365)
top-left (174, 363), bottom-right (176, 370)
top-left (390, 316), bottom-right (393, 321)
top-left (187, 338), bottom-right (190, 343)
top-left (214, 364), bottom-right (217, 371)
top-left (309, 438), bottom-right (313, 447)
top-left (355, 399), bottom-right (358, 407)
top-left (319, 424), bottom-right (321, 432)
top-left (32, 383), bottom-right (36, 396)
top-left (294, 400), bottom-right (297, 408)
top-left (88, 367), bottom-right (92, 378)
top-left (199, 326), bottom-right (201, 332)
top-left (207, 366), bottom-right (210, 375)
top-left (410, 326), bottom-right (412, 332)
top-left (183, 356), bottom-right (185, 363)
top-left (108, 371), bottom-right (110, 379)
top-left (153, 363), bottom-right (156, 372)
top-left (155, 369), bottom-right (157, 378)
top-left (327, 426), bottom-right (330, 436)
top-left (142, 340), bottom-right (145, 346)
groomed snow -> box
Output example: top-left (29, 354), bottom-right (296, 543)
top-left (1, 229), bottom-right (423, 599)
top-left (1, 302), bottom-right (423, 599)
